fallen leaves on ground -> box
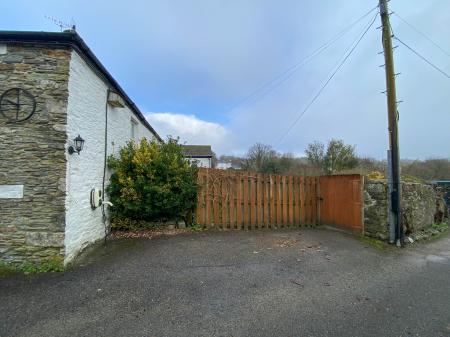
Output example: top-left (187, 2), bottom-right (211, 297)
top-left (274, 238), bottom-right (298, 248)
top-left (112, 228), bottom-right (190, 239)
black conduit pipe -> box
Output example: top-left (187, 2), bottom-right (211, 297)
top-left (102, 88), bottom-right (111, 244)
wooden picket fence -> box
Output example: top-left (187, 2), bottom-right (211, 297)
top-left (195, 168), bottom-right (319, 229)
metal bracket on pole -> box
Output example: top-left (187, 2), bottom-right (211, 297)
top-left (387, 150), bottom-right (395, 244)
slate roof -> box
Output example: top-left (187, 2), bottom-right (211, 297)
top-left (181, 145), bottom-right (213, 158)
top-left (0, 30), bottom-right (162, 142)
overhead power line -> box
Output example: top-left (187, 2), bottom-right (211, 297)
top-left (394, 36), bottom-right (450, 79)
top-left (222, 5), bottom-right (380, 113)
top-left (392, 12), bottom-right (450, 58)
top-left (276, 12), bottom-right (379, 145)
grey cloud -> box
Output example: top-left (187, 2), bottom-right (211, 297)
top-left (4, 0), bottom-right (450, 158)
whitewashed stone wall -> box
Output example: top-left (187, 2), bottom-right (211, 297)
top-left (65, 51), bottom-right (156, 263)
top-left (188, 157), bottom-right (211, 168)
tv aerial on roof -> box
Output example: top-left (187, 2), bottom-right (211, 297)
top-left (45, 16), bottom-right (76, 32)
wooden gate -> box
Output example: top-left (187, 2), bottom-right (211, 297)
top-left (195, 169), bottom-right (364, 233)
top-left (318, 174), bottom-right (364, 233)
top-left (196, 168), bottom-right (319, 229)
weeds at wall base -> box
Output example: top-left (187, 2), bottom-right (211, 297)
top-left (0, 256), bottom-right (65, 277)
top-left (359, 222), bottom-right (449, 249)
top-left (188, 223), bottom-right (205, 231)
top-left (357, 235), bottom-right (389, 250)
top-left (411, 222), bottom-right (449, 243)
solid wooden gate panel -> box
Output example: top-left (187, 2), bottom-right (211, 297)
top-left (318, 174), bottom-right (363, 233)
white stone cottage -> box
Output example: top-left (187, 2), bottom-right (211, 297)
top-left (0, 31), bottom-right (161, 265)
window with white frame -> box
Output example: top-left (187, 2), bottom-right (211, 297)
top-left (130, 118), bottom-right (138, 141)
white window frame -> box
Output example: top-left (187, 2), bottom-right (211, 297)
top-left (130, 118), bottom-right (138, 141)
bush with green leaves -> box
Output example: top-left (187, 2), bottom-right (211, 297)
top-left (107, 138), bottom-right (198, 227)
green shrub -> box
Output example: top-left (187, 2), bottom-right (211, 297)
top-left (107, 138), bottom-right (198, 228)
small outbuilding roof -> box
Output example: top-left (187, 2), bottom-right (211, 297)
top-left (181, 145), bottom-right (213, 158)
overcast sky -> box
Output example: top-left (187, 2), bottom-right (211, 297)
top-left (2, 0), bottom-right (449, 159)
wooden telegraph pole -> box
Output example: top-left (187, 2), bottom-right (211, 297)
top-left (379, 0), bottom-right (403, 246)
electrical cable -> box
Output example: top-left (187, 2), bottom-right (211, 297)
top-left (392, 12), bottom-right (450, 58)
top-left (222, 5), bottom-right (380, 114)
top-left (276, 12), bottom-right (379, 145)
top-left (394, 36), bottom-right (450, 79)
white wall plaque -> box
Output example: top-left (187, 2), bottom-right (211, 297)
top-left (0, 185), bottom-right (24, 198)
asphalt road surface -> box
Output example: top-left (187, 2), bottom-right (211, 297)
top-left (1, 228), bottom-right (450, 337)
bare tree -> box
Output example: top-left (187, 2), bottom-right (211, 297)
top-left (305, 141), bottom-right (325, 172)
top-left (243, 143), bottom-right (277, 172)
top-left (305, 139), bottom-right (358, 175)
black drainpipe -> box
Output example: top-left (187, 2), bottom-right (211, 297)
top-left (102, 88), bottom-right (111, 243)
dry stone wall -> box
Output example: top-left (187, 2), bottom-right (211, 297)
top-left (0, 43), bottom-right (70, 264)
top-left (433, 183), bottom-right (449, 223)
top-left (364, 180), bottom-right (446, 240)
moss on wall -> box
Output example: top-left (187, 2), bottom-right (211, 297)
top-left (364, 180), bottom-right (447, 240)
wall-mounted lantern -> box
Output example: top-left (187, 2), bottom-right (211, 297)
top-left (68, 134), bottom-right (85, 155)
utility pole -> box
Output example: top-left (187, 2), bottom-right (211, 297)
top-left (379, 0), bottom-right (403, 246)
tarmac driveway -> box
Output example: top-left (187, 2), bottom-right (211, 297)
top-left (1, 228), bottom-right (450, 337)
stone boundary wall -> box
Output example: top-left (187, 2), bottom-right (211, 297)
top-left (364, 180), bottom-right (448, 240)
top-left (433, 183), bottom-right (449, 223)
top-left (0, 44), bottom-right (70, 264)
